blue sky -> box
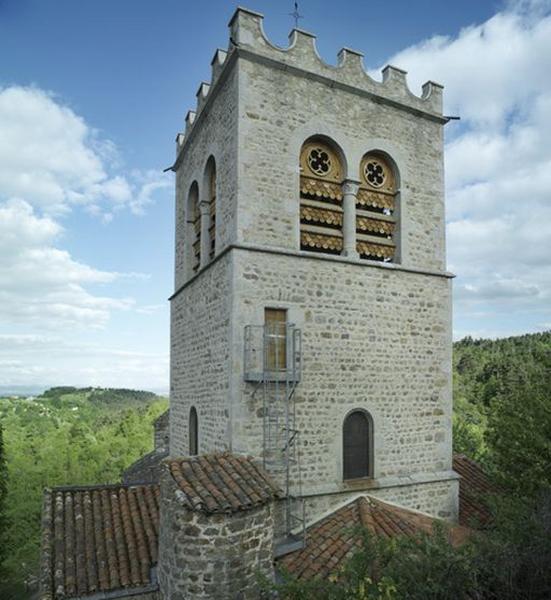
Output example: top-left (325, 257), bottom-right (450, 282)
top-left (1, 0), bottom-right (550, 392)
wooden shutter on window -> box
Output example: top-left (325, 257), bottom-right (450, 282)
top-left (265, 308), bottom-right (287, 372)
top-left (356, 154), bottom-right (397, 262)
top-left (192, 199), bottom-right (201, 272)
top-left (300, 141), bottom-right (343, 254)
top-left (209, 167), bottom-right (216, 260)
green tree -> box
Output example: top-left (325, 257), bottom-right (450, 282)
top-left (270, 525), bottom-right (477, 600)
top-left (0, 422), bottom-right (8, 576)
top-left (0, 387), bottom-right (168, 598)
top-left (485, 374), bottom-right (551, 498)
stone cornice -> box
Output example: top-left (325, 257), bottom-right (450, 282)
top-left (169, 242), bottom-right (455, 301)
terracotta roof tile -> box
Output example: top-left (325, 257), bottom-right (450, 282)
top-left (167, 452), bottom-right (282, 513)
top-left (453, 453), bottom-right (497, 528)
top-left (41, 483), bottom-right (160, 599)
top-left (278, 496), bottom-right (469, 580)
top-left (40, 454), bottom-right (493, 595)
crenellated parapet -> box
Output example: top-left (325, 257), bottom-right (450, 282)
top-left (173, 7), bottom-right (444, 165)
top-left (172, 47), bottom-right (229, 159)
top-left (228, 7), bottom-right (443, 115)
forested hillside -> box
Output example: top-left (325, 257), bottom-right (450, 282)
top-left (0, 333), bottom-right (550, 598)
top-left (0, 387), bottom-right (168, 599)
top-left (453, 331), bottom-right (551, 494)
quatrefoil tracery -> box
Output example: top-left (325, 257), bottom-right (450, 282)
top-left (307, 147), bottom-right (332, 176)
top-left (364, 160), bottom-right (386, 188)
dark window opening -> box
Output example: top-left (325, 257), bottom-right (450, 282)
top-left (189, 406), bottom-right (198, 455)
top-left (343, 410), bottom-right (372, 480)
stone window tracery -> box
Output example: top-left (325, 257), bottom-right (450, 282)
top-left (299, 139), bottom-right (344, 255)
top-left (356, 153), bottom-right (398, 262)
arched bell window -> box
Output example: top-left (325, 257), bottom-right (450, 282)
top-left (356, 153), bottom-right (398, 262)
top-left (343, 410), bottom-right (373, 480)
top-left (188, 182), bottom-right (201, 273)
top-left (189, 406), bottom-right (198, 456)
top-left (299, 138), bottom-right (344, 255)
top-left (205, 157), bottom-right (216, 261)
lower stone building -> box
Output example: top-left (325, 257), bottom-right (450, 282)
top-left (39, 447), bottom-right (492, 600)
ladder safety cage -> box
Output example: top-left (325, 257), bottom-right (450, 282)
top-left (243, 322), bottom-right (305, 543)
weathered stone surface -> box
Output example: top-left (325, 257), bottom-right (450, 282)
top-left (158, 465), bottom-right (274, 599)
top-left (164, 5), bottom-right (456, 597)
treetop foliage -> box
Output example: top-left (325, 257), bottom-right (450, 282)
top-left (0, 386), bottom-right (168, 599)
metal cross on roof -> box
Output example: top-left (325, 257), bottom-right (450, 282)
top-left (289, 2), bottom-right (303, 29)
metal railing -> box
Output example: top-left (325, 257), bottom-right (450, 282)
top-left (244, 322), bottom-right (305, 542)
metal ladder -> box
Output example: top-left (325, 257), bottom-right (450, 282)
top-left (244, 323), bottom-right (305, 544)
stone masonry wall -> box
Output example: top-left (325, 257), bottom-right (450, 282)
top-left (236, 33), bottom-right (445, 272)
top-left (170, 7), bottom-right (455, 523)
top-left (154, 410), bottom-right (170, 451)
top-left (174, 62), bottom-right (238, 290)
top-left (158, 468), bottom-right (274, 599)
top-left (170, 253), bottom-right (233, 457)
top-left (303, 478), bottom-right (459, 525)
top-left (230, 248), bottom-right (455, 519)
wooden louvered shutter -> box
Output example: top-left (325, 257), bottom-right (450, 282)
top-left (299, 141), bottom-right (344, 254)
top-left (356, 154), bottom-right (397, 262)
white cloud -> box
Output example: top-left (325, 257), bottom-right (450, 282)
top-left (0, 85), bottom-right (172, 389)
top-left (0, 199), bottom-right (134, 329)
top-left (379, 1), bottom-right (551, 336)
top-left (0, 334), bottom-right (169, 391)
top-left (0, 85), bottom-right (171, 218)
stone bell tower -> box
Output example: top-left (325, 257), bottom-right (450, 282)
top-left (167, 6), bottom-right (458, 526)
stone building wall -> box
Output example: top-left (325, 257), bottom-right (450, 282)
top-left (174, 55), bottom-right (239, 290)
top-left (229, 248), bottom-right (455, 519)
top-left (232, 9), bottom-right (446, 273)
top-left (169, 253), bottom-right (233, 457)
top-left (304, 478), bottom-right (459, 525)
top-left (154, 410), bottom-right (170, 451)
top-left (158, 468), bottom-right (275, 599)
top-left (169, 7), bottom-right (455, 522)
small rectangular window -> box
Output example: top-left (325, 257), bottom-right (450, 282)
top-left (264, 308), bottom-right (287, 372)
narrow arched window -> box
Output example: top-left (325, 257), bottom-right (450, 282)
top-left (189, 406), bottom-right (198, 455)
top-left (343, 410), bottom-right (372, 480)
top-left (356, 153), bottom-right (398, 262)
top-left (188, 182), bottom-right (200, 273)
top-left (299, 139), bottom-right (344, 255)
top-left (206, 157), bottom-right (216, 260)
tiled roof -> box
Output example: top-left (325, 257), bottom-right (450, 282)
top-left (453, 453), bottom-right (497, 528)
top-left (40, 483), bottom-right (160, 599)
top-left (278, 496), bottom-right (470, 580)
top-left (40, 453), bottom-right (494, 596)
top-left (167, 452), bottom-right (281, 513)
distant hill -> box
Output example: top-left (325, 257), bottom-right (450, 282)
top-left (0, 386), bottom-right (168, 599)
top-left (38, 386), bottom-right (162, 409)
top-left (452, 330), bottom-right (551, 461)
